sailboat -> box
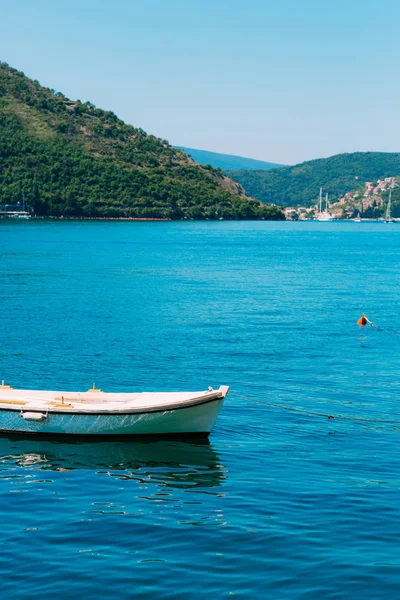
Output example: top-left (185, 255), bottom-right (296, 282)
top-left (316, 189), bottom-right (334, 221)
top-left (354, 212), bottom-right (361, 222)
top-left (384, 189), bottom-right (396, 223)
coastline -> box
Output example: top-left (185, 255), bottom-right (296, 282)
top-left (0, 215), bottom-right (286, 222)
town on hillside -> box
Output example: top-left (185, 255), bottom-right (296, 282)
top-left (285, 177), bottom-right (400, 220)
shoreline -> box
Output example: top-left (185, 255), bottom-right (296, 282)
top-left (0, 215), bottom-right (286, 222)
top-left (0, 216), bottom-right (172, 221)
top-left (2, 217), bottom-right (396, 223)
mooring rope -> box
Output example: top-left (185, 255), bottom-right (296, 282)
top-left (230, 393), bottom-right (400, 424)
top-left (358, 315), bottom-right (400, 337)
top-left (229, 315), bottom-right (400, 425)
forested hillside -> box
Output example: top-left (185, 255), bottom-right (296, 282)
top-left (0, 62), bottom-right (284, 220)
top-left (227, 152), bottom-right (400, 207)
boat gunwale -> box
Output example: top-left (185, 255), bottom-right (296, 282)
top-left (0, 391), bottom-right (226, 416)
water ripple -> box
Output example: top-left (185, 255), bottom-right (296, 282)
top-left (1, 221), bottom-right (400, 598)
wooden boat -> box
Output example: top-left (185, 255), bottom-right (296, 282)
top-left (0, 382), bottom-right (229, 438)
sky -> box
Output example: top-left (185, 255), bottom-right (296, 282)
top-left (0, 0), bottom-right (399, 164)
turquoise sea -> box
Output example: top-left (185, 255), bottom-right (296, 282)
top-left (1, 220), bottom-right (400, 598)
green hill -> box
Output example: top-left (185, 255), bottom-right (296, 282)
top-left (176, 147), bottom-right (284, 171)
top-left (227, 152), bottom-right (400, 207)
top-left (0, 62), bottom-right (284, 220)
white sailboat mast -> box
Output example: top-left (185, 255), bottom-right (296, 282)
top-left (325, 193), bottom-right (328, 213)
top-left (319, 187), bottom-right (322, 213)
top-left (386, 189), bottom-right (392, 220)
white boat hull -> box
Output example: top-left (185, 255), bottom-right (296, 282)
top-left (0, 386), bottom-right (228, 438)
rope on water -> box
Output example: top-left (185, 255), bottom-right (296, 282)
top-left (358, 315), bottom-right (400, 337)
top-left (229, 316), bottom-right (400, 425)
top-left (230, 393), bottom-right (400, 424)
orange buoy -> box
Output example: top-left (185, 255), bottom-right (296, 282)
top-left (357, 314), bottom-right (368, 326)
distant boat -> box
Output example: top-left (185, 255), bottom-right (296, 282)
top-left (0, 382), bottom-right (229, 438)
top-left (316, 189), bottom-right (334, 221)
top-left (354, 212), bottom-right (361, 222)
top-left (19, 196), bottom-right (31, 219)
top-left (11, 196), bottom-right (31, 219)
top-left (13, 213), bottom-right (31, 219)
top-left (384, 189), bottom-right (396, 223)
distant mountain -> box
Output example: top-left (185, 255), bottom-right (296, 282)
top-left (227, 152), bottom-right (400, 208)
top-left (176, 147), bottom-right (284, 172)
top-left (0, 62), bottom-right (285, 220)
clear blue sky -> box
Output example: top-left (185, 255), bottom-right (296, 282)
top-left (0, 0), bottom-right (399, 164)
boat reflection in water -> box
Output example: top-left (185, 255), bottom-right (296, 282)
top-left (0, 436), bottom-right (226, 491)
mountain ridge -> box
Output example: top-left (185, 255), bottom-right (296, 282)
top-left (227, 152), bottom-right (400, 208)
top-left (176, 147), bottom-right (284, 171)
